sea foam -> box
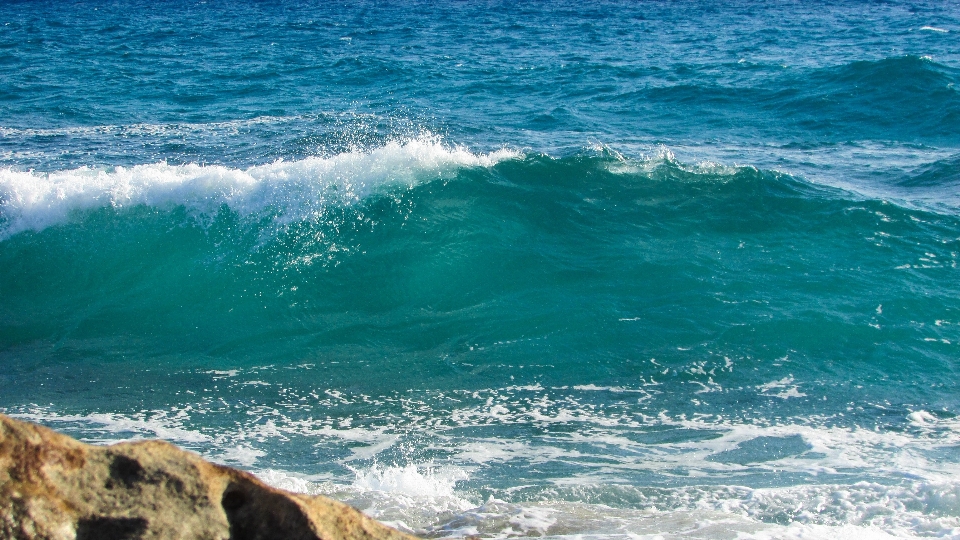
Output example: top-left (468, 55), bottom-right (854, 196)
top-left (11, 388), bottom-right (960, 539)
top-left (0, 138), bottom-right (519, 239)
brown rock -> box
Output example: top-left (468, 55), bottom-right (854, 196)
top-left (0, 414), bottom-right (419, 540)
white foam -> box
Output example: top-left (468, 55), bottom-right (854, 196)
top-left (908, 410), bottom-right (938, 426)
top-left (757, 377), bottom-right (807, 399)
top-left (249, 460), bottom-right (960, 538)
top-left (339, 464), bottom-right (476, 532)
top-left (601, 144), bottom-right (745, 179)
top-left (8, 408), bottom-right (210, 444)
top-left (919, 26), bottom-right (949, 33)
top-left (572, 384), bottom-right (650, 393)
top-left (0, 137), bottom-right (519, 239)
top-left (507, 505), bottom-right (557, 536)
top-left (214, 445), bottom-right (266, 467)
top-left (255, 469), bottom-right (330, 494)
top-left (13, 385), bottom-right (960, 539)
top-left (251, 470), bottom-right (960, 540)
top-left (352, 464), bottom-right (468, 500)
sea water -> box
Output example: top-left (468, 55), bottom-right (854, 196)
top-left (2, 1), bottom-right (960, 538)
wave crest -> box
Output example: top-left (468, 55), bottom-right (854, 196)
top-left (0, 138), bottom-right (520, 239)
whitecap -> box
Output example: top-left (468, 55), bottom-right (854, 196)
top-left (0, 137), bottom-right (520, 239)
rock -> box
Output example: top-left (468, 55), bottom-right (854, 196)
top-left (0, 414), bottom-right (419, 540)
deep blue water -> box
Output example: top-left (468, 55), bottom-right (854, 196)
top-left (2, 2), bottom-right (960, 538)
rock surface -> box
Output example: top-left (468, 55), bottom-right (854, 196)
top-left (0, 414), bottom-right (419, 540)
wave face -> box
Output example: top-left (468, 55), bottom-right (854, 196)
top-left (3, 1), bottom-right (960, 539)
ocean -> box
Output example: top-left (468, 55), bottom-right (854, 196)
top-left (2, 1), bottom-right (960, 538)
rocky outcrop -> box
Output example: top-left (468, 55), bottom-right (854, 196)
top-left (0, 414), bottom-right (418, 540)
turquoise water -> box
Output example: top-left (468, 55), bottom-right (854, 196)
top-left (3, 2), bottom-right (960, 538)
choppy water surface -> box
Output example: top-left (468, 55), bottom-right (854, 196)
top-left (2, 2), bottom-right (960, 539)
